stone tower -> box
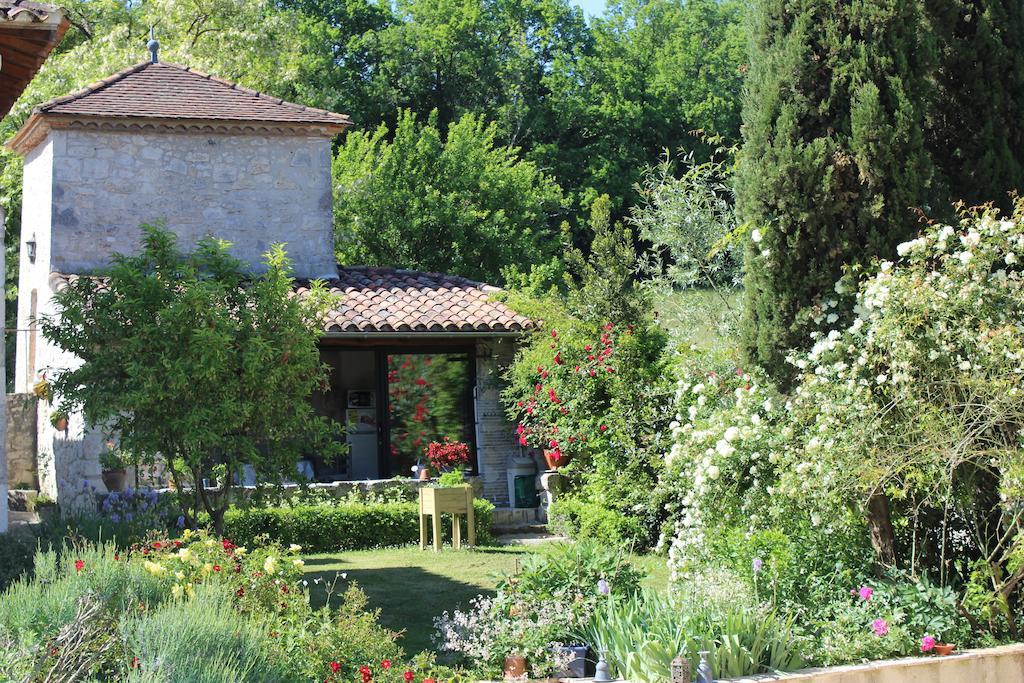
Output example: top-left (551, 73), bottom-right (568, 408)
top-left (7, 58), bottom-right (350, 508)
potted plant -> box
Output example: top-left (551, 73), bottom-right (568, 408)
top-left (543, 448), bottom-right (571, 470)
top-left (100, 442), bottom-right (130, 493)
top-left (425, 438), bottom-right (471, 476)
top-left (50, 409), bottom-right (68, 432)
top-left (32, 374), bottom-right (52, 401)
top-left (503, 653), bottom-right (527, 680)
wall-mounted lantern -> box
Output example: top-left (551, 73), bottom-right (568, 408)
top-left (26, 234), bottom-right (37, 263)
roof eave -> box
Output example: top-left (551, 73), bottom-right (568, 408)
top-left (7, 111), bottom-right (351, 155)
top-left (321, 330), bottom-right (529, 340)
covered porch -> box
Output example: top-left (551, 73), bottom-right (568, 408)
top-left (294, 266), bottom-right (542, 510)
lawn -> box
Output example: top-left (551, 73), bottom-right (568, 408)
top-left (303, 544), bottom-right (670, 654)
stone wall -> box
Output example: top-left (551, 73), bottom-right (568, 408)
top-left (6, 394), bottom-right (38, 489)
top-left (722, 644), bottom-right (1024, 683)
top-left (45, 129), bottom-right (337, 279)
top-left (475, 337), bottom-right (538, 507)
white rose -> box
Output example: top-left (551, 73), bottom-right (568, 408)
top-left (724, 426), bottom-right (741, 442)
top-left (751, 229), bottom-right (763, 243)
top-left (707, 465), bottom-right (721, 480)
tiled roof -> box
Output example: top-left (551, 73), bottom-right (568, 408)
top-left (297, 267), bottom-right (534, 334)
top-left (0, 1), bottom-right (62, 24)
top-left (30, 61), bottom-right (352, 127)
top-left (51, 266), bottom-right (535, 336)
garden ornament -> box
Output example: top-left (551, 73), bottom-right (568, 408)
top-left (695, 651), bottom-right (713, 683)
top-left (670, 655), bottom-right (691, 683)
top-left (594, 649), bottom-right (613, 682)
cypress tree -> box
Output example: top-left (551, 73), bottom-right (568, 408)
top-left (736, 0), bottom-right (936, 382)
top-left (925, 0), bottom-right (1024, 212)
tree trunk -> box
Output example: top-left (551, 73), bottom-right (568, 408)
top-left (866, 493), bottom-right (897, 571)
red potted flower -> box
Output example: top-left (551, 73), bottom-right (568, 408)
top-left (425, 438), bottom-right (471, 474)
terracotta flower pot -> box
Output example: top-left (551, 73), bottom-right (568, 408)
top-left (933, 643), bottom-right (956, 656)
top-left (543, 449), bottom-right (571, 471)
top-left (54, 417), bottom-right (68, 431)
top-left (503, 655), bottom-right (527, 679)
top-left (102, 468), bottom-right (128, 493)
top-left (418, 466), bottom-right (431, 481)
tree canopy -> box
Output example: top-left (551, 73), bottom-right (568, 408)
top-left (41, 225), bottom-right (342, 532)
top-left (333, 110), bottom-right (565, 283)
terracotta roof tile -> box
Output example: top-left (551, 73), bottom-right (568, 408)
top-left (51, 266), bottom-right (535, 336)
top-left (296, 266), bottom-right (534, 334)
top-left (32, 61), bottom-right (352, 127)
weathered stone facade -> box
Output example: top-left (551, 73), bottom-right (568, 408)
top-left (475, 337), bottom-right (535, 506)
top-left (6, 394), bottom-right (38, 489)
top-left (14, 124), bottom-right (340, 511)
top-left (47, 129), bottom-right (336, 277)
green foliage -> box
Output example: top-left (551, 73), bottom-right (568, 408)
top-left (496, 540), bottom-right (644, 604)
top-left (544, 0), bottom-right (747, 212)
top-left (580, 588), bottom-right (807, 682)
top-left (123, 585), bottom-right (291, 683)
top-left (41, 225), bottom-right (343, 531)
top-left (633, 146), bottom-right (742, 290)
top-left (548, 496), bottom-right (645, 549)
top-left (435, 540), bottom-right (642, 678)
top-left (435, 470), bottom-right (467, 488)
top-left (0, 534), bottom-right (421, 683)
top-left (333, 109), bottom-right (565, 284)
top-left (503, 197), bottom-right (670, 549)
top-left (223, 499), bottom-right (495, 551)
top-left (737, 0), bottom-right (936, 382)
top-left (926, 0), bottom-right (1024, 212)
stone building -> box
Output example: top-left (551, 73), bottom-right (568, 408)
top-left (0, 0), bottom-right (70, 532)
top-left (8, 52), bottom-right (542, 515)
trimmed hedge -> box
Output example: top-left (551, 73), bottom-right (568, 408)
top-left (223, 499), bottom-right (495, 552)
top-left (548, 496), bottom-right (644, 549)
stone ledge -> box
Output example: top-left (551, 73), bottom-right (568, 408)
top-left (720, 643), bottom-right (1024, 682)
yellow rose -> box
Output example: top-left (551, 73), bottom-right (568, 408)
top-left (171, 584), bottom-right (183, 598)
top-left (289, 544), bottom-right (302, 552)
top-left (235, 547), bottom-right (248, 557)
top-left (143, 561), bottom-right (166, 576)
top-left (174, 571), bottom-right (185, 581)
top-left (263, 556), bottom-right (278, 575)
top-left (201, 563), bottom-right (213, 575)
top-left (292, 559), bottom-right (305, 569)
top-left (176, 548), bottom-right (193, 563)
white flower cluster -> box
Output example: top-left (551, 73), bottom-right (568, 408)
top-left (663, 208), bottom-right (1024, 581)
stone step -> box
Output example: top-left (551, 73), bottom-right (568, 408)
top-left (495, 531), bottom-right (569, 546)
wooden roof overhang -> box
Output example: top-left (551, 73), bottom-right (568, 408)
top-left (0, 2), bottom-right (69, 118)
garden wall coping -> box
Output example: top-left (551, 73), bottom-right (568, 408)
top-left (719, 643), bottom-right (1024, 682)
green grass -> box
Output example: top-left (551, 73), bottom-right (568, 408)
top-left (303, 544), bottom-right (670, 654)
top-left (655, 286), bottom-right (743, 351)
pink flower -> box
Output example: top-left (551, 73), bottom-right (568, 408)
top-left (74, 559), bottom-right (84, 573)
top-left (871, 618), bottom-right (888, 636)
top-left (858, 585), bottom-right (873, 601)
top-left (921, 635), bottom-right (936, 652)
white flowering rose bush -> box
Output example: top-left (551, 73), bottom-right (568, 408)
top-left (662, 206), bottom-right (1024, 633)
top-left (779, 207), bottom-right (1024, 553)
top-left (655, 348), bottom-right (869, 604)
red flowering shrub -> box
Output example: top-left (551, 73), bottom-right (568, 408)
top-left (425, 438), bottom-right (471, 471)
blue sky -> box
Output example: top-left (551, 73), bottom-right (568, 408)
top-left (572, 0), bottom-right (607, 19)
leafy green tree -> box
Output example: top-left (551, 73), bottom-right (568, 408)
top-left (41, 226), bottom-right (342, 533)
top-left (925, 0), bottom-right (1024, 212)
top-left (736, 0), bottom-right (936, 383)
top-left (543, 0), bottom-right (747, 212)
top-left (333, 109), bottom-right (565, 283)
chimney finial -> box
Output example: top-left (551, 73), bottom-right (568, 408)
top-left (146, 27), bottom-right (159, 64)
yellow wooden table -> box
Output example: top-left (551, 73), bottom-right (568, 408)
top-left (419, 485), bottom-right (476, 550)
